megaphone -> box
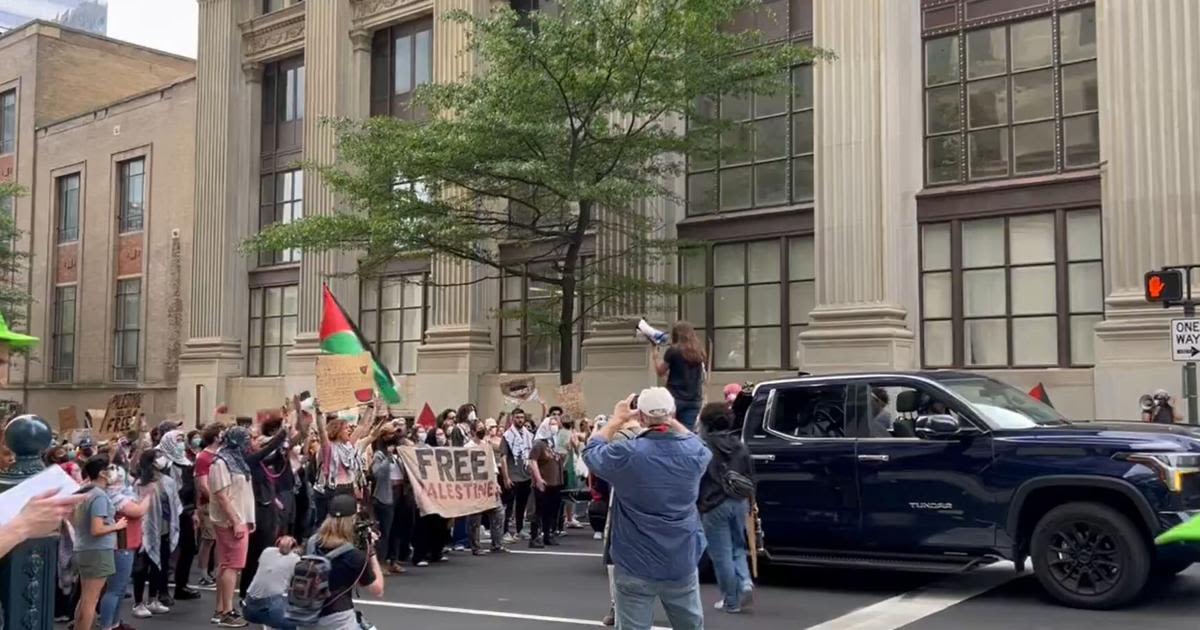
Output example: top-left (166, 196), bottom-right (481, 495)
top-left (636, 319), bottom-right (669, 346)
top-left (1140, 394), bottom-right (1156, 412)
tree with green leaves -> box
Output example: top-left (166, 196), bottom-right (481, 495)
top-left (248, 0), bottom-right (824, 385)
top-left (0, 182), bottom-right (29, 331)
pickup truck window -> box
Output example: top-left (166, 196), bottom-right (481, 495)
top-left (767, 385), bottom-right (849, 438)
top-left (936, 375), bottom-right (1068, 428)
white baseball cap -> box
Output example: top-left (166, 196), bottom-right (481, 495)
top-left (638, 387), bottom-right (675, 419)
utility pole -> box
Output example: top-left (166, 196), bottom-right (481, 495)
top-left (1147, 266), bottom-right (1199, 425)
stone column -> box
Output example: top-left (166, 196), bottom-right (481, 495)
top-left (796, 0), bottom-right (921, 372)
top-left (285, 0), bottom-right (359, 395)
top-left (177, 0), bottom-right (257, 425)
top-left (414, 0), bottom-right (498, 410)
top-left (1092, 0), bottom-right (1200, 417)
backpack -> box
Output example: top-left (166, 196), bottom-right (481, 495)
top-left (284, 536), bottom-right (357, 625)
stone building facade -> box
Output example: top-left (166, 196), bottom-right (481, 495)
top-left (181, 0), bottom-right (1200, 424)
top-left (0, 21), bottom-right (195, 420)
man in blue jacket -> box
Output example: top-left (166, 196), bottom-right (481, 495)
top-left (583, 387), bottom-right (712, 630)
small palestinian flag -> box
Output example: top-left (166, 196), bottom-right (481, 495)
top-left (319, 284), bottom-right (401, 405)
top-left (1029, 383), bottom-right (1053, 408)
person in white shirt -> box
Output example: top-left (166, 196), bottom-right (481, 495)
top-left (243, 536), bottom-right (302, 630)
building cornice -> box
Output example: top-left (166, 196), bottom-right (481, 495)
top-left (240, 3), bottom-right (306, 64)
top-left (350, 0), bottom-right (434, 35)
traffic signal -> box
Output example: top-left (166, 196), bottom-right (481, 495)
top-left (1145, 269), bottom-right (1185, 303)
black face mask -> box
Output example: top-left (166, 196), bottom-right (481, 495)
top-left (474, 429), bottom-right (487, 440)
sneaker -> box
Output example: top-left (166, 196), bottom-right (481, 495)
top-left (416, 560), bottom-right (429, 567)
top-left (472, 548), bottom-right (491, 556)
top-left (546, 537), bottom-right (561, 546)
top-left (529, 539), bottom-right (545, 549)
top-left (566, 519), bottom-right (584, 529)
top-left (210, 611), bottom-right (223, 624)
top-left (593, 531), bottom-right (604, 540)
top-left (158, 595), bottom-right (176, 607)
top-left (438, 555), bottom-right (451, 562)
top-left (388, 562), bottom-right (407, 575)
top-left (174, 587), bottom-right (201, 601)
top-left (147, 601), bottom-right (171, 614)
top-left (491, 546), bottom-right (510, 553)
top-left (518, 532), bottom-right (531, 540)
top-left (502, 533), bottom-right (517, 544)
top-left (602, 608), bottom-right (615, 627)
top-left (714, 600), bottom-right (724, 610)
top-left (739, 588), bottom-right (754, 610)
top-left (198, 576), bottom-right (215, 587)
top-left (132, 605), bottom-right (152, 619)
top-left (452, 544), bottom-right (467, 552)
top-left (724, 606), bottom-right (743, 614)
top-left (53, 615), bottom-right (70, 623)
top-left (217, 612), bottom-right (248, 628)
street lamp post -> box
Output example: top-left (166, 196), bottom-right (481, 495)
top-left (0, 414), bottom-right (57, 630)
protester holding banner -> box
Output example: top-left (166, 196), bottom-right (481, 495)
top-left (410, 429), bottom-right (451, 567)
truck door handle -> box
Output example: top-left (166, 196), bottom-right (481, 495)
top-left (857, 454), bottom-right (889, 463)
top-left (752, 454), bottom-right (776, 462)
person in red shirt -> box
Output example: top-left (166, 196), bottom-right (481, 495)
top-left (193, 422), bottom-right (225, 587)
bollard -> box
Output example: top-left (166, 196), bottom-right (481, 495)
top-left (0, 415), bottom-right (56, 630)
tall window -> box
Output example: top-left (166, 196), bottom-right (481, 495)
top-left (51, 286), bottom-right (76, 382)
top-left (118, 158), bottom-right (144, 233)
top-left (0, 89), bottom-right (14, 154)
top-left (56, 173), bottom-right (80, 243)
top-left (360, 274), bottom-right (428, 375)
top-left (499, 264), bottom-right (585, 373)
top-left (920, 208), bottom-right (1102, 368)
top-left (370, 19), bottom-right (433, 118)
top-left (924, 6), bottom-right (1098, 185)
top-left (258, 169), bottom-right (303, 265)
top-left (680, 235), bottom-right (814, 370)
top-left (113, 278), bottom-right (141, 381)
top-left (687, 0), bottom-right (812, 215)
top-left (247, 284), bottom-right (298, 377)
top-left (262, 0), bottom-right (302, 14)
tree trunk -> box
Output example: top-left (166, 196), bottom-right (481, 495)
top-left (558, 272), bottom-right (576, 386)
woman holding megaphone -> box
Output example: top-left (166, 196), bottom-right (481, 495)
top-left (652, 321), bottom-right (707, 431)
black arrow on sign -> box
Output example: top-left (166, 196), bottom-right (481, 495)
top-left (1191, 346), bottom-right (1200, 358)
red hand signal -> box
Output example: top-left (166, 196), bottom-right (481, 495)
top-left (1149, 275), bottom-right (1166, 299)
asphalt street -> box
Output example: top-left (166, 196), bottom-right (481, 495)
top-left (121, 532), bottom-right (1200, 630)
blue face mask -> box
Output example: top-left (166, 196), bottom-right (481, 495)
top-left (190, 438), bottom-right (202, 449)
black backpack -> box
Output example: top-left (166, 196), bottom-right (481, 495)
top-left (284, 536), bottom-right (356, 625)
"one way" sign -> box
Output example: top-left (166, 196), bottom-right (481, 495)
top-left (1171, 318), bottom-right (1200, 362)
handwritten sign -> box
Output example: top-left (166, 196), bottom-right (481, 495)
top-left (85, 409), bottom-right (106, 429)
top-left (557, 383), bottom-right (586, 419)
top-left (97, 392), bottom-right (142, 441)
top-left (500, 376), bottom-right (539, 404)
top-left (57, 406), bottom-right (79, 432)
top-left (316, 353), bottom-right (375, 412)
top-left (396, 445), bottom-right (502, 518)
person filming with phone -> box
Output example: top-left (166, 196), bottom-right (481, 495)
top-left (583, 387), bottom-right (712, 630)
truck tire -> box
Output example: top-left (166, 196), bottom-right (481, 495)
top-left (1030, 501), bottom-right (1151, 610)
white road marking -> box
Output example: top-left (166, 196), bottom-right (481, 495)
top-left (508, 549), bottom-right (604, 558)
top-left (805, 562), bottom-right (1020, 630)
top-left (354, 599), bottom-right (669, 629)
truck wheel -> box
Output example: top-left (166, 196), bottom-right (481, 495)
top-left (1030, 502), bottom-right (1151, 610)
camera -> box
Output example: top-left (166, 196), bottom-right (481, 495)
top-left (354, 510), bottom-right (379, 551)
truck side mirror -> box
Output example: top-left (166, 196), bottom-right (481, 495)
top-left (915, 414), bottom-right (962, 438)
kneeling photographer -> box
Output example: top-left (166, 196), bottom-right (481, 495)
top-left (286, 494), bottom-right (384, 630)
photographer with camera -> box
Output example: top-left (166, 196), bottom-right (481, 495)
top-left (1141, 389), bottom-right (1184, 424)
top-left (285, 494), bottom-right (384, 630)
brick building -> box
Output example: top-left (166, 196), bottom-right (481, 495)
top-left (0, 21), bottom-right (195, 420)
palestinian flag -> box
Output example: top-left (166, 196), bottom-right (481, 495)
top-left (320, 284), bottom-right (402, 404)
top-left (1029, 383), bottom-right (1054, 408)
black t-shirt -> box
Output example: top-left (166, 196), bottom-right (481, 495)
top-left (663, 347), bottom-right (704, 402)
top-left (320, 545), bottom-right (375, 617)
top-left (1152, 404), bottom-right (1176, 424)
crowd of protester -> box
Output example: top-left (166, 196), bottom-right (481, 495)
top-left (28, 320), bottom-right (757, 630)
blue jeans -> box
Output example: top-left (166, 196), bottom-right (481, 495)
top-left (99, 549), bottom-right (135, 630)
top-left (701, 498), bottom-right (750, 610)
top-left (613, 566), bottom-right (703, 630)
top-left (453, 517), bottom-right (470, 547)
top-left (675, 401), bottom-right (701, 432)
top-left (243, 594), bottom-right (296, 630)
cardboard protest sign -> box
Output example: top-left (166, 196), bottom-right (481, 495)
top-left (500, 376), bottom-right (539, 404)
top-left (316, 352), bottom-right (375, 412)
top-left (57, 406), bottom-right (79, 431)
top-left (85, 409), bottom-right (106, 429)
top-left (97, 393), bottom-right (142, 441)
top-left (397, 445), bottom-right (502, 518)
top-left (557, 383), bottom-right (586, 419)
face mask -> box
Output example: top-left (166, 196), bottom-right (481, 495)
top-left (417, 431), bottom-right (427, 443)
top-left (468, 411), bottom-right (477, 421)
top-left (191, 438), bottom-right (202, 449)
top-left (549, 423), bottom-right (560, 433)
top-left (155, 456), bottom-right (169, 471)
top-left (474, 429), bottom-right (487, 440)
top-left (65, 448), bottom-right (77, 460)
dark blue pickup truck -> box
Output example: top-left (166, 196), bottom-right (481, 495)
top-left (742, 371), bottom-right (1200, 609)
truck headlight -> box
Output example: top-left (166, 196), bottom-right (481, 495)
top-left (1116, 452), bottom-right (1200, 492)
